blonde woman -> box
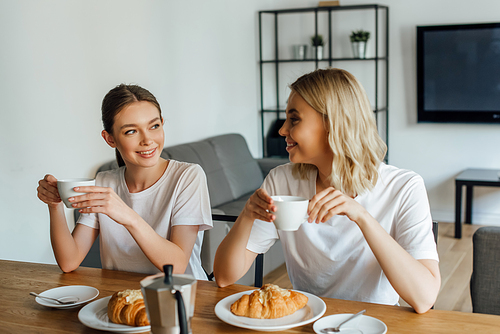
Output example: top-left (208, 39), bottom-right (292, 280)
top-left (214, 68), bottom-right (440, 313)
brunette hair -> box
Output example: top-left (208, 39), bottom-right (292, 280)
top-left (290, 68), bottom-right (387, 197)
top-left (101, 84), bottom-right (162, 167)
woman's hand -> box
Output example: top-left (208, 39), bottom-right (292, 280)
top-left (37, 174), bottom-right (62, 207)
top-left (68, 186), bottom-right (138, 226)
top-left (241, 188), bottom-right (276, 222)
top-left (308, 187), bottom-right (368, 225)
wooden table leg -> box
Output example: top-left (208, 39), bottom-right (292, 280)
top-left (455, 181), bottom-right (462, 238)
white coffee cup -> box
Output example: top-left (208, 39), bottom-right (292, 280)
top-left (57, 178), bottom-right (95, 208)
top-left (270, 196), bottom-right (309, 231)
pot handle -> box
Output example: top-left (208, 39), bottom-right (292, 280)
top-left (174, 290), bottom-right (188, 334)
top-left (163, 264), bottom-right (173, 285)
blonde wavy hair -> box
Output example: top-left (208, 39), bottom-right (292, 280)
top-left (290, 68), bottom-right (387, 197)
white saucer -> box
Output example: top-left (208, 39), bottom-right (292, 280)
top-left (79, 296), bottom-right (151, 333)
top-left (34, 285), bottom-right (99, 309)
top-left (215, 289), bottom-right (326, 332)
top-left (313, 313), bottom-right (387, 334)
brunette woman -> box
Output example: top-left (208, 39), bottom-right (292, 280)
top-left (37, 84), bottom-right (212, 279)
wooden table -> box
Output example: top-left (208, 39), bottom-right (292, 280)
top-left (1, 260), bottom-right (499, 333)
top-left (455, 168), bottom-right (500, 238)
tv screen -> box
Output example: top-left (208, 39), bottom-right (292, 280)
top-left (417, 22), bottom-right (500, 123)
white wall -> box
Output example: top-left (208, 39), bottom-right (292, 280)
top-left (1, 0), bottom-right (500, 265)
top-left (375, 0), bottom-right (500, 225)
top-left (0, 0), bottom-right (284, 263)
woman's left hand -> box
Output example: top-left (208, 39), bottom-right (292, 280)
top-left (307, 187), bottom-right (368, 225)
top-left (69, 186), bottom-right (137, 226)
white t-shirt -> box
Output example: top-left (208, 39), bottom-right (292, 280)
top-left (77, 160), bottom-right (213, 280)
top-left (247, 162), bottom-right (438, 305)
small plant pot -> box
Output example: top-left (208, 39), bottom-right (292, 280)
top-left (351, 42), bottom-right (367, 59)
top-left (312, 45), bottom-right (324, 60)
top-left (351, 41), bottom-right (367, 59)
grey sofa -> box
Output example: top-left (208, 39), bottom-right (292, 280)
top-left (80, 133), bottom-right (288, 285)
top-left (470, 226), bottom-right (500, 315)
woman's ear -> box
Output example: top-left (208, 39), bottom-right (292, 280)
top-left (101, 130), bottom-right (116, 148)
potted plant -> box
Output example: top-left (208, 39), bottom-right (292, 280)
top-left (311, 34), bottom-right (324, 60)
top-left (350, 29), bottom-right (370, 58)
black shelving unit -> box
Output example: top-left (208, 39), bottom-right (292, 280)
top-left (258, 4), bottom-right (389, 159)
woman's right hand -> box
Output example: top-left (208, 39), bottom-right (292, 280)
top-left (37, 174), bottom-right (62, 207)
top-left (241, 188), bottom-right (276, 222)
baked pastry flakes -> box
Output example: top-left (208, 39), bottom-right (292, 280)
top-left (230, 283), bottom-right (308, 319)
top-left (107, 289), bottom-right (150, 326)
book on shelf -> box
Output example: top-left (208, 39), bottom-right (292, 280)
top-left (318, 1), bottom-right (340, 7)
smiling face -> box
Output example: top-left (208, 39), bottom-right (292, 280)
top-left (102, 101), bottom-right (164, 169)
top-left (279, 90), bottom-right (332, 167)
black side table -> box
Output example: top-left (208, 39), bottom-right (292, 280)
top-left (455, 169), bottom-right (500, 238)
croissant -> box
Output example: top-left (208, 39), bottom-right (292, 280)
top-left (107, 289), bottom-right (150, 326)
top-left (230, 283), bottom-right (308, 319)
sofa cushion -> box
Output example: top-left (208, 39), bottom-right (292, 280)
top-left (257, 157), bottom-right (289, 177)
top-left (208, 134), bottom-right (264, 200)
top-left (164, 140), bottom-right (234, 207)
top-left (213, 191), bottom-right (253, 216)
top-left (96, 160), bottom-right (118, 173)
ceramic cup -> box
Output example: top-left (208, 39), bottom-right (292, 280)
top-left (57, 178), bottom-right (95, 208)
top-left (270, 196), bottom-right (309, 231)
top-left (292, 44), bottom-right (308, 59)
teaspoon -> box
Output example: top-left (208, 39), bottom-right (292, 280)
top-left (321, 309), bottom-right (366, 333)
top-left (30, 292), bottom-right (79, 305)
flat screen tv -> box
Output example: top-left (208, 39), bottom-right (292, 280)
top-left (417, 22), bottom-right (500, 123)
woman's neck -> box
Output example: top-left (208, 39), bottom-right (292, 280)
top-left (315, 169), bottom-right (331, 193)
top-left (315, 160), bottom-right (332, 193)
top-left (315, 163), bottom-right (357, 198)
top-left (124, 159), bottom-right (169, 193)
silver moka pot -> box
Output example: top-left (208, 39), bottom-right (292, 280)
top-left (141, 265), bottom-right (197, 334)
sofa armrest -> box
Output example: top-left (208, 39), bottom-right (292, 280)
top-left (256, 158), bottom-right (289, 178)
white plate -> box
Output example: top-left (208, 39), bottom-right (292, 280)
top-left (78, 296), bottom-right (151, 333)
top-left (34, 285), bottom-right (99, 309)
top-left (313, 314), bottom-right (387, 334)
top-left (215, 289), bottom-right (326, 332)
